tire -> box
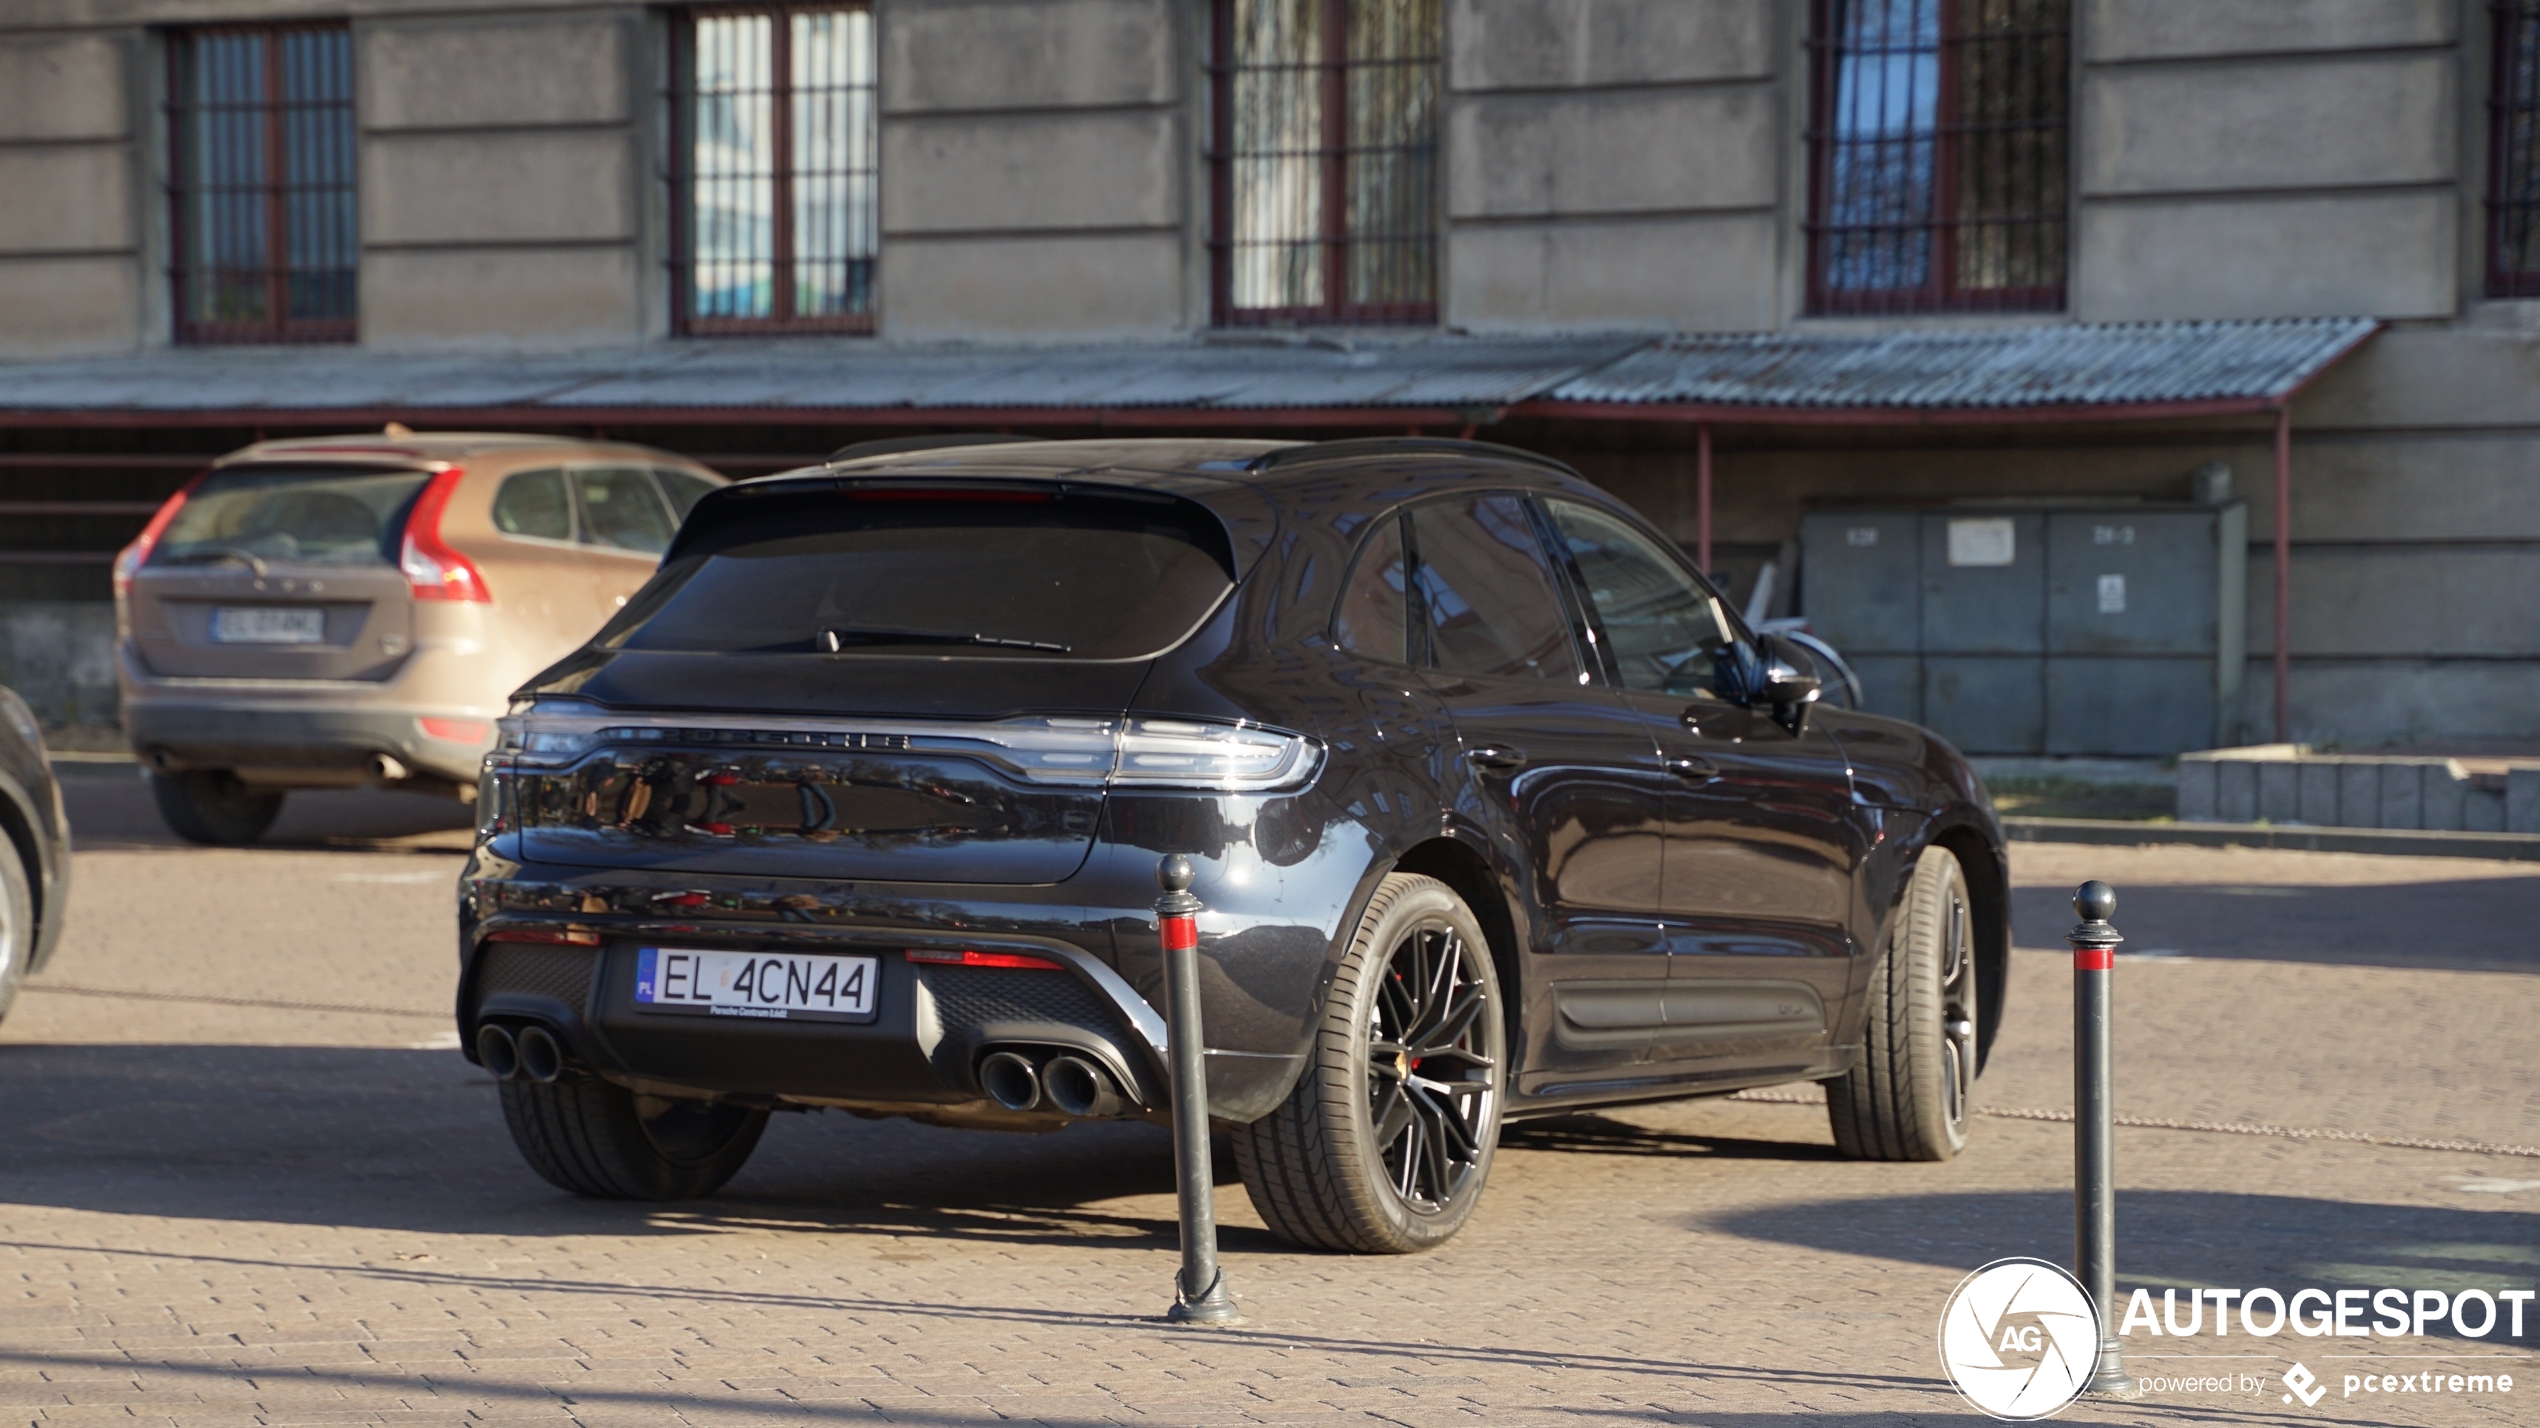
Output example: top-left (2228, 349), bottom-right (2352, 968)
top-left (1827, 845), bottom-right (1978, 1161)
top-left (497, 1075), bottom-right (769, 1200)
top-left (1232, 873), bottom-right (1507, 1253)
top-left (151, 770), bottom-right (284, 846)
top-left (0, 836), bottom-right (30, 1026)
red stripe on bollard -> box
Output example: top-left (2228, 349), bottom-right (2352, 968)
top-left (1159, 914), bottom-right (1198, 953)
top-left (2072, 947), bottom-right (2114, 971)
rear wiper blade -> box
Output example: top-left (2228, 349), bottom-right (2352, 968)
top-left (818, 626), bottom-right (1071, 654)
top-left (161, 546), bottom-right (269, 576)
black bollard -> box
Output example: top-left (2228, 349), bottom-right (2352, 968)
top-left (2069, 880), bottom-right (2135, 1396)
top-left (1156, 855), bottom-right (1238, 1324)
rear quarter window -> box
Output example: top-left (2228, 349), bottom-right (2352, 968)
top-left (602, 486), bottom-right (1237, 661)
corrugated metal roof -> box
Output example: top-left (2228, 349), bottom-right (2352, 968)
top-left (0, 336), bottom-right (1647, 414)
top-left (1541, 318), bottom-right (2380, 410)
top-left (0, 320), bottom-right (2377, 418)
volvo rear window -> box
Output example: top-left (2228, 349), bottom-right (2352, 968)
top-left (152, 464), bottom-right (430, 570)
top-left (602, 486), bottom-right (1238, 661)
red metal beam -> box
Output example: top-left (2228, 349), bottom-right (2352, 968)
top-left (2274, 404), bottom-right (2293, 744)
top-left (1503, 395), bottom-right (2287, 427)
top-left (1695, 423), bottom-right (1713, 574)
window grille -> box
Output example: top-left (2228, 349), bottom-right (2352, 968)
top-left (668, 4), bottom-right (878, 335)
top-left (2489, 1), bottom-right (2540, 295)
top-left (167, 23), bottom-right (357, 344)
top-left (1208, 0), bottom-right (1441, 327)
top-left (1805, 0), bottom-right (2070, 315)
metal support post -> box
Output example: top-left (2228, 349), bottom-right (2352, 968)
top-left (1156, 854), bottom-right (1238, 1324)
top-left (2068, 880), bottom-right (2135, 1397)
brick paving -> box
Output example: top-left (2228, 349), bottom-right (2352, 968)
top-left (0, 780), bottom-right (2530, 1426)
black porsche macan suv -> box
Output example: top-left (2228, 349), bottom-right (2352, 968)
top-left (461, 437), bottom-right (2007, 1253)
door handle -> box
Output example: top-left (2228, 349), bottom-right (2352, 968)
top-left (1663, 754), bottom-right (1718, 782)
top-left (1468, 744), bottom-right (1528, 771)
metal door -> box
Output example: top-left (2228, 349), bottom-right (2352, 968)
top-left (1921, 511), bottom-right (2047, 753)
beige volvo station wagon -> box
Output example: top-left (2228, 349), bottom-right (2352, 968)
top-left (115, 430), bottom-right (725, 844)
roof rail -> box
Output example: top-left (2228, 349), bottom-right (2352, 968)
top-left (1246, 436), bottom-right (1578, 477)
top-left (827, 433), bottom-right (1040, 464)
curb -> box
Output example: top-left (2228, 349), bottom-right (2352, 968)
top-left (2001, 816), bottom-right (2540, 862)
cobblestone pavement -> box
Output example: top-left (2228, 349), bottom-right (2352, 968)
top-left (0, 776), bottom-right (2530, 1427)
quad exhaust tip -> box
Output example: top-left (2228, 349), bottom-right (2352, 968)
top-left (1042, 1054), bottom-right (1127, 1118)
top-left (516, 1024), bottom-right (565, 1084)
top-left (476, 1021), bottom-right (566, 1084)
top-left (978, 1050), bottom-right (1042, 1111)
top-left (476, 1022), bottom-right (520, 1081)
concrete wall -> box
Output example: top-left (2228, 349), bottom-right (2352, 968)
top-left (0, 30), bottom-right (142, 358)
top-left (358, 10), bottom-right (647, 348)
top-left (2072, 1), bottom-right (2467, 321)
top-left (878, 0), bottom-right (1189, 338)
top-left (1442, 0), bottom-right (1783, 331)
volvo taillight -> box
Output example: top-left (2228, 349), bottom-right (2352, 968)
top-left (112, 473), bottom-right (204, 599)
top-left (400, 467), bottom-right (490, 602)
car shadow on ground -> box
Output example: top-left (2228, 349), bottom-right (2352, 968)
top-left (1501, 1112), bottom-right (1839, 1162)
top-left (0, 1040), bottom-right (1250, 1247)
top-left (2008, 879), bottom-right (2540, 975)
top-left (1708, 1189), bottom-right (2539, 1345)
top-left (57, 767), bottom-right (475, 853)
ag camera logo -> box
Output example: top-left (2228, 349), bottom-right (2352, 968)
top-left (1939, 1258), bottom-right (2102, 1419)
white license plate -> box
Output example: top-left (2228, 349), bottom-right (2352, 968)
top-left (633, 947), bottom-right (878, 1023)
top-left (210, 606), bottom-right (326, 644)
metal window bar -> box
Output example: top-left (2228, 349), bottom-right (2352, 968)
top-left (668, 3), bottom-right (878, 336)
top-left (2488, 1), bottom-right (2540, 295)
top-left (167, 22), bottom-right (357, 344)
top-left (1804, 0), bottom-right (2069, 315)
top-left (1208, 0), bottom-right (1440, 327)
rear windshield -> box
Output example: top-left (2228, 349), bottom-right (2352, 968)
top-left (601, 487), bottom-right (1236, 661)
top-left (153, 464), bottom-right (430, 570)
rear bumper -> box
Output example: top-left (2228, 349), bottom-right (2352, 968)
top-left (123, 694), bottom-right (494, 786)
top-left (459, 833), bottom-right (1354, 1124)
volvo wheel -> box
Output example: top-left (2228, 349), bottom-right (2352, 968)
top-left (1233, 873), bottom-right (1506, 1253)
top-left (1826, 846), bottom-right (1977, 1160)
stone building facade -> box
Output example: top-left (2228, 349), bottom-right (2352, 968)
top-left (0, 0), bottom-right (2534, 755)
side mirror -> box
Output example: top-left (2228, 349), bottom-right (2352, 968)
top-left (1755, 635), bottom-right (1823, 731)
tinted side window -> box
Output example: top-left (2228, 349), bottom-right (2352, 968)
top-left (1543, 499), bottom-right (1730, 695)
top-left (655, 468), bottom-right (717, 521)
top-left (1409, 495), bottom-right (1581, 682)
top-left (1332, 515), bottom-right (1410, 664)
top-left (491, 469), bottom-right (572, 541)
top-left (574, 468), bottom-right (676, 553)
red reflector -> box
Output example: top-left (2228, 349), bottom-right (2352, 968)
top-left (846, 489), bottom-right (1051, 503)
top-left (420, 717), bottom-right (490, 743)
top-left (484, 929), bottom-right (601, 947)
top-left (903, 948), bottom-right (1064, 970)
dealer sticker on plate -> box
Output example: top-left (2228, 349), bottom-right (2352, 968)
top-left (634, 947), bottom-right (878, 1023)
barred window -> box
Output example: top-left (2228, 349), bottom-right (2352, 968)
top-left (167, 23), bottom-right (357, 344)
top-left (668, 4), bottom-right (878, 335)
top-left (1208, 0), bottom-right (1441, 327)
top-left (2489, 2), bottom-right (2540, 294)
top-left (1806, 0), bottom-right (2070, 315)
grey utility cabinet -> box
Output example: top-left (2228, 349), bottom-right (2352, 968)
top-left (1798, 501), bottom-right (2248, 756)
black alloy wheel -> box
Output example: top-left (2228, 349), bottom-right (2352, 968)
top-left (1233, 873), bottom-right (1507, 1253)
top-left (1826, 846), bottom-right (1977, 1160)
top-left (1367, 920), bottom-right (1497, 1210)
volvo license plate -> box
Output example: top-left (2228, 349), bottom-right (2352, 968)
top-left (633, 947), bottom-right (878, 1023)
top-left (210, 606), bottom-right (326, 644)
